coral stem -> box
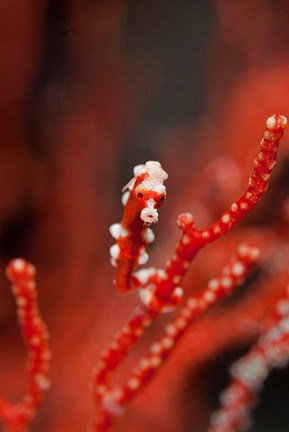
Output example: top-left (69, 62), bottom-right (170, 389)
top-left (91, 244), bottom-right (259, 431)
top-left (0, 259), bottom-right (51, 432)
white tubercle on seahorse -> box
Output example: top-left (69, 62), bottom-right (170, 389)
top-left (141, 227), bottom-right (155, 243)
top-left (109, 223), bottom-right (129, 239)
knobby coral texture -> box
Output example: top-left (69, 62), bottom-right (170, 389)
top-left (208, 282), bottom-right (289, 432)
top-left (0, 260), bottom-right (50, 432)
top-left (2, 3), bottom-right (289, 432)
top-left (0, 114), bottom-right (287, 432)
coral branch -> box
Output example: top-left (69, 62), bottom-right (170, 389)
top-left (129, 114), bottom-right (286, 312)
top-left (0, 259), bottom-right (51, 432)
top-left (151, 113), bottom-right (287, 301)
top-left (208, 282), bottom-right (289, 432)
top-left (95, 114), bottom-right (287, 432)
top-left (91, 244), bottom-right (259, 431)
top-left (92, 304), bottom-right (157, 403)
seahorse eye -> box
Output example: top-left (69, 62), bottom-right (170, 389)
top-left (138, 192), bottom-right (144, 198)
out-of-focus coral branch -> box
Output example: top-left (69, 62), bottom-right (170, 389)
top-left (208, 281), bottom-right (289, 432)
top-left (0, 260), bottom-right (51, 432)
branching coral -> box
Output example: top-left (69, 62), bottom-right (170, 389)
top-left (208, 281), bottom-right (289, 432)
top-left (0, 260), bottom-right (51, 432)
top-left (91, 114), bottom-right (287, 431)
top-left (0, 114), bottom-right (287, 432)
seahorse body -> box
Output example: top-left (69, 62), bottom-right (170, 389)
top-left (109, 161), bottom-right (168, 293)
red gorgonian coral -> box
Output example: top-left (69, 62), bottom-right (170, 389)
top-left (0, 114), bottom-right (287, 432)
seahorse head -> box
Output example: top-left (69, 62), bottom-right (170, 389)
top-left (132, 161), bottom-right (168, 224)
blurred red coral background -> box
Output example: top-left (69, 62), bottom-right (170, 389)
top-left (1, 1), bottom-right (289, 431)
